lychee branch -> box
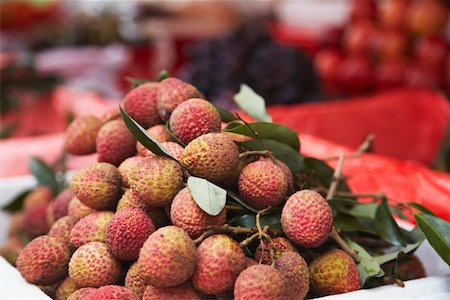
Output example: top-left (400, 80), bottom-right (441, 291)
top-left (330, 228), bottom-right (361, 262)
top-left (325, 134), bottom-right (374, 161)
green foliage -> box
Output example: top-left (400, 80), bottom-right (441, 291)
top-left (233, 84), bottom-right (272, 122)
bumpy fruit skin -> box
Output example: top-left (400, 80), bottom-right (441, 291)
top-left (66, 288), bottom-right (96, 300)
top-left (106, 208), bottom-right (155, 260)
top-left (67, 197), bottom-right (98, 219)
top-left (275, 252), bottom-right (309, 300)
top-left (143, 282), bottom-right (200, 300)
top-left (309, 249), bottom-right (360, 296)
top-left (181, 133), bottom-right (239, 183)
top-left (65, 115), bottom-right (103, 155)
top-left (129, 157), bottom-right (183, 207)
top-left (157, 77), bottom-right (202, 121)
top-left (136, 125), bottom-right (172, 156)
top-left (254, 237), bottom-right (297, 264)
top-left (234, 265), bottom-right (288, 300)
top-left (123, 82), bottom-right (161, 128)
top-left (125, 262), bottom-right (146, 299)
top-left (239, 160), bottom-right (288, 209)
top-left (16, 235), bottom-right (71, 285)
top-left (146, 141), bottom-right (184, 161)
top-left (169, 98), bottom-right (221, 144)
top-left (170, 187), bottom-right (226, 239)
top-left (48, 216), bottom-right (79, 247)
top-left (116, 189), bottom-right (149, 212)
top-left (23, 203), bottom-right (50, 238)
top-left (262, 158), bottom-right (294, 189)
top-left (192, 234), bottom-right (247, 295)
top-left (69, 242), bottom-right (121, 288)
top-left (118, 156), bottom-right (145, 188)
top-left (56, 277), bottom-right (78, 300)
top-left (86, 285), bottom-right (138, 300)
top-left (70, 211), bottom-right (114, 247)
top-left (47, 189), bottom-right (74, 225)
top-left (281, 189), bottom-right (333, 248)
top-left (96, 120), bottom-right (137, 166)
top-left (137, 226), bottom-right (197, 288)
top-left (23, 186), bottom-right (53, 210)
top-left (70, 162), bottom-right (122, 210)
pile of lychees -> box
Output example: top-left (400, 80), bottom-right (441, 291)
top-left (4, 78), bottom-right (362, 300)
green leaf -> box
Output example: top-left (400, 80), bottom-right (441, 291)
top-left (213, 104), bottom-right (238, 123)
top-left (239, 139), bottom-right (304, 173)
top-left (334, 214), bottom-right (377, 235)
top-left (224, 122), bottom-right (300, 151)
top-left (374, 241), bottom-right (423, 265)
top-left (29, 157), bottom-right (58, 195)
top-left (374, 198), bottom-right (407, 246)
top-left (165, 122), bottom-right (186, 147)
top-left (187, 177), bottom-right (227, 216)
top-left (230, 213), bottom-right (281, 230)
top-left (303, 157), bottom-right (351, 191)
top-left (226, 190), bottom-right (259, 213)
top-left (233, 84), bottom-right (272, 122)
top-left (125, 77), bottom-right (150, 89)
top-left (2, 189), bottom-right (31, 212)
top-left (120, 106), bottom-right (176, 160)
top-left (389, 206), bottom-right (409, 220)
top-left (349, 203), bottom-right (379, 219)
top-left (407, 203), bottom-right (437, 216)
top-left (415, 213), bottom-right (450, 266)
top-left (158, 70), bottom-right (169, 81)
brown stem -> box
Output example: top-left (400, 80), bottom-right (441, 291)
top-left (326, 134), bottom-right (375, 161)
top-left (327, 154), bottom-right (345, 200)
top-left (239, 232), bottom-right (259, 247)
top-left (224, 205), bottom-right (248, 212)
top-left (330, 228), bottom-right (361, 262)
top-left (239, 150), bottom-right (271, 159)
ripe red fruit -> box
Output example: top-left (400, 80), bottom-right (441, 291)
top-left (406, 0), bottom-right (449, 37)
top-left (336, 56), bottom-right (373, 93)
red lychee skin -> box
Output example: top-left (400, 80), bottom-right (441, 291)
top-left (48, 215), bottom-right (79, 247)
top-left (234, 264), bottom-right (288, 300)
top-left (16, 235), bottom-right (71, 285)
top-left (136, 124), bottom-right (173, 156)
top-left (65, 115), bottom-right (103, 155)
top-left (275, 251), bottom-right (310, 300)
top-left (238, 160), bottom-right (288, 209)
top-left (116, 189), bottom-right (149, 212)
top-left (170, 187), bottom-right (226, 239)
top-left (181, 132), bottom-right (239, 183)
top-left (23, 186), bottom-right (53, 210)
top-left (66, 288), bottom-right (96, 300)
top-left (47, 189), bottom-right (74, 225)
top-left (245, 257), bottom-right (258, 268)
top-left (169, 98), bottom-right (221, 144)
top-left (146, 141), bottom-right (184, 161)
top-left (123, 82), bottom-right (161, 128)
top-left (86, 285), bottom-right (138, 300)
top-left (129, 157), bottom-right (184, 207)
top-left (143, 282), bottom-right (200, 300)
top-left (281, 190), bottom-right (333, 248)
top-left (96, 120), bottom-right (137, 166)
top-left (157, 77), bottom-right (203, 121)
top-left (105, 208), bottom-right (155, 261)
top-left (8, 212), bottom-right (24, 237)
top-left (69, 242), bottom-right (122, 288)
top-left (263, 158), bottom-right (294, 189)
top-left (137, 226), bottom-right (197, 288)
top-left (125, 262), bottom-right (146, 299)
top-left (254, 237), bottom-right (297, 264)
top-left (56, 276), bottom-right (78, 300)
top-left (70, 211), bottom-right (114, 247)
top-left (23, 203), bottom-right (50, 238)
top-left (309, 249), bottom-right (360, 296)
top-left (67, 197), bottom-right (98, 220)
top-left (192, 234), bottom-right (247, 295)
top-left (118, 156), bottom-right (146, 188)
top-left (69, 162), bottom-right (122, 210)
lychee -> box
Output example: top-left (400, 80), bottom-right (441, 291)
top-left (66, 288), bottom-right (96, 300)
top-left (122, 82), bottom-right (161, 128)
top-left (38, 282), bottom-right (60, 298)
top-left (275, 251), bottom-right (310, 300)
top-left (129, 157), bottom-right (183, 207)
top-left (169, 98), bottom-right (221, 144)
top-left (69, 162), bottom-right (122, 210)
top-left (136, 124), bottom-right (172, 156)
top-left (143, 282), bottom-right (200, 300)
top-left (238, 160), bottom-right (288, 209)
top-left (69, 242), bottom-right (121, 288)
top-left (309, 249), bottom-right (360, 296)
top-left (64, 115), bottom-right (103, 155)
top-left (234, 264), bottom-right (288, 300)
top-left (56, 277), bottom-right (78, 300)
top-left (48, 215), bottom-right (79, 247)
top-left (254, 237), bottom-right (297, 264)
top-left (281, 190), bottom-right (333, 248)
top-left (86, 285), bottom-right (138, 300)
top-left (125, 262), bottom-right (146, 299)
top-left (70, 211), bottom-right (114, 247)
top-left (170, 187), bottom-right (226, 239)
top-left (192, 234), bottom-right (247, 295)
top-left (118, 156), bottom-right (145, 188)
top-left (16, 235), bottom-right (71, 285)
top-left (262, 157), bottom-right (294, 189)
top-left (23, 186), bottom-right (53, 210)
top-left (145, 141), bottom-right (184, 161)
top-left (23, 203), bottom-right (50, 238)
top-left (96, 120), bottom-right (137, 166)
top-left (157, 77), bottom-right (202, 121)
top-left (47, 189), bottom-right (74, 225)
top-left (7, 212), bottom-right (24, 237)
top-left (116, 189), bottom-right (149, 212)
top-left (181, 132), bottom-right (239, 183)
top-left (137, 226), bottom-right (197, 288)
top-left (0, 236), bottom-right (25, 266)
top-left (67, 197), bottom-right (98, 219)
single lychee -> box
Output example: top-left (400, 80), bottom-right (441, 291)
top-left (170, 187), bottom-right (226, 239)
top-left (181, 132), bottom-right (239, 183)
top-left (70, 211), bottom-right (114, 247)
top-left (23, 203), bottom-right (50, 238)
top-left (234, 264), bottom-right (288, 300)
top-left (48, 215), bottom-right (79, 247)
top-left (262, 157), bottom-right (294, 189)
top-left (238, 160), bottom-right (288, 209)
top-left (23, 186), bottom-right (53, 210)
top-left (157, 77), bottom-right (202, 121)
top-left (105, 208), bottom-right (155, 261)
top-left (254, 237), bottom-right (297, 264)
top-left (67, 197), bottom-right (98, 219)
top-left (309, 249), bottom-right (360, 296)
top-left (56, 277), bottom-right (78, 300)
top-left (96, 120), bottom-right (137, 166)
top-left (129, 157), bottom-right (183, 207)
top-left (136, 124), bottom-right (172, 156)
top-left (118, 156), bottom-right (145, 188)
top-left (122, 82), bottom-right (161, 128)
top-left (143, 282), bottom-right (200, 300)
top-left (169, 98), bottom-right (221, 144)
top-left (281, 190), bottom-right (333, 248)
top-left (69, 242), bottom-right (122, 288)
top-left (47, 189), bottom-right (74, 225)
top-left (116, 189), bottom-right (148, 212)
top-left (192, 234), bottom-right (247, 295)
top-left (66, 288), bottom-right (96, 300)
top-left (137, 226), bottom-right (197, 288)
top-left (145, 141), bottom-right (184, 161)
top-left (16, 235), bottom-right (71, 285)
top-left (65, 115), bottom-right (103, 155)
top-left (125, 262), bottom-right (146, 299)
top-left (86, 285), bottom-right (138, 300)
top-left (275, 251), bottom-right (310, 300)
top-left (70, 162), bottom-right (122, 210)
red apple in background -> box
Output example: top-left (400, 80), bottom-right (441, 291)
top-left (314, 48), bottom-right (344, 93)
top-left (379, 0), bottom-right (409, 29)
top-left (336, 55), bottom-right (373, 93)
top-left (406, 0), bottom-right (449, 37)
top-left (405, 64), bottom-right (442, 88)
top-left (375, 60), bottom-right (407, 90)
top-left (375, 29), bottom-right (410, 62)
top-left (415, 37), bottom-right (449, 72)
top-left (344, 20), bottom-right (377, 56)
top-left (350, 0), bottom-right (378, 23)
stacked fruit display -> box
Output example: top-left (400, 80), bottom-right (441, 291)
top-left (1, 76), bottom-right (449, 299)
top-left (314, 0), bottom-right (449, 95)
